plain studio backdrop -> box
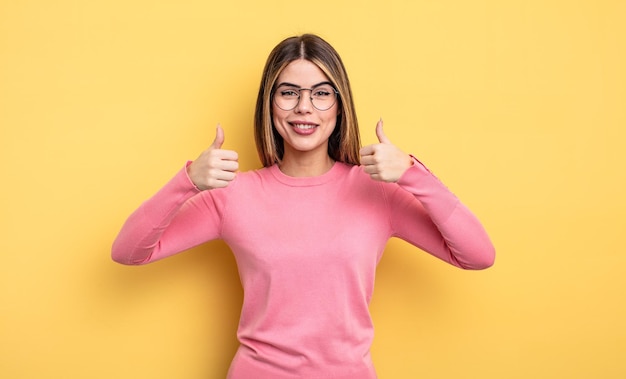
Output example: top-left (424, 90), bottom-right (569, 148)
top-left (1, 1), bottom-right (624, 378)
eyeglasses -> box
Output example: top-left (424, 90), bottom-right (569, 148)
top-left (273, 84), bottom-right (339, 111)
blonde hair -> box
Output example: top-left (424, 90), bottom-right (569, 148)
top-left (254, 34), bottom-right (361, 167)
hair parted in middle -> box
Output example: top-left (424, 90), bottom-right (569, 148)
top-left (254, 34), bottom-right (361, 167)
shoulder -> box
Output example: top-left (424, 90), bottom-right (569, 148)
top-left (232, 166), bottom-right (270, 185)
top-left (344, 163), bottom-right (425, 212)
top-left (341, 162), bottom-right (397, 189)
top-left (338, 162), bottom-right (401, 201)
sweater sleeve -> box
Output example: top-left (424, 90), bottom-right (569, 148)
top-left (389, 157), bottom-right (495, 269)
top-left (111, 163), bottom-right (224, 265)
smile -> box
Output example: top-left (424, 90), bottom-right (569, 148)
top-left (288, 122), bottom-right (319, 135)
top-left (292, 123), bottom-right (317, 130)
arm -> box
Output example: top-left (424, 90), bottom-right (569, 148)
top-left (111, 125), bottom-right (239, 265)
top-left (390, 159), bottom-right (495, 269)
top-left (360, 119), bottom-right (494, 269)
top-left (111, 164), bottom-right (223, 265)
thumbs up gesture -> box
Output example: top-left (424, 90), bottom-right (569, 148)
top-left (187, 125), bottom-right (239, 190)
top-left (359, 119), bottom-right (412, 182)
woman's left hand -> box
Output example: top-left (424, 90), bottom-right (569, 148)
top-left (360, 119), bottom-right (413, 183)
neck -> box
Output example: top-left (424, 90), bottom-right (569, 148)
top-left (279, 150), bottom-right (335, 177)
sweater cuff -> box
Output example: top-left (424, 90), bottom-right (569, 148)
top-left (184, 160), bottom-right (203, 192)
top-left (397, 155), bottom-right (435, 187)
top-left (396, 154), bottom-right (459, 220)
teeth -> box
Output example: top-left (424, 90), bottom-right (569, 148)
top-left (293, 124), bottom-right (316, 130)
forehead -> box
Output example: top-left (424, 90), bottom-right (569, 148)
top-left (276, 59), bottom-right (330, 86)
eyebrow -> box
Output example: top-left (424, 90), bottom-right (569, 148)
top-left (276, 81), bottom-right (334, 89)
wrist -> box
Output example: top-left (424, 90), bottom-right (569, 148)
top-left (184, 161), bottom-right (203, 191)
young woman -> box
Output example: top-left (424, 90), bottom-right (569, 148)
top-left (112, 34), bottom-right (495, 379)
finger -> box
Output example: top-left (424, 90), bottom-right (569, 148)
top-left (359, 155), bottom-right (376, 166)
top-left (208, 179), bottom-right (232, 189)
top-left (370, 173), bottom-right (383, 182)
top-left (362, 165), bottom-right (378, 175)
top-left (215, 160), bottom-right (239, 172)
top-left (210, 124), bottom-right (225, 149)
top-left (212, 149), bottom-right (239, 162)
top-left (375, 118), bottom-right (391, 144)
top-left (210, 169), bottom-right (237, 182)
top-left (359, 144), bottom-right (376, 157)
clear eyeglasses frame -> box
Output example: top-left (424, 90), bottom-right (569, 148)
top-left (272, 84), bottom-right (339, 111)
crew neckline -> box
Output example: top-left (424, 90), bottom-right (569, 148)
top-left (268, 162), bottom-right (348, 187)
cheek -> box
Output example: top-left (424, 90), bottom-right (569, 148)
top-left (325, 109), bottom-right (340, 129)
top-left (327, 103), bottom-right (340, 120)
top-left (271, 111), bottom-right (289, 139)
top-left (272, 105), bottom-right (288, 125)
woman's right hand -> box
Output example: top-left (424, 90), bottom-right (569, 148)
top-left (187, 125), bottom-right (239, 190)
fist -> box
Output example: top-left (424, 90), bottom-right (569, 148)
top-left (359, 119), bottom-right (412, 182)
top-left (187, 125), bottom-right (239, 190)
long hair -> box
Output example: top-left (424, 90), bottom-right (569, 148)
top-left (254, 34), bottom-right (361, 167)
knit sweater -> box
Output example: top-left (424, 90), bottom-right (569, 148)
top-left (112, 159), bottom-right (495, 379)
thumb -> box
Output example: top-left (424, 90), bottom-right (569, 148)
top-left (210, 124), bottom-right (225, 149)
top-left (376, 118), bottom-right (391, 144)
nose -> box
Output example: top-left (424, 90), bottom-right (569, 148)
top-left (294, 89), bottom-right (313, 113)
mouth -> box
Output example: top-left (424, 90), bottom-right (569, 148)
top-left (290, 122), bottom-right (318, 135)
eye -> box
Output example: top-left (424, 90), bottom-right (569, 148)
top-left (313, 88), bottom-right (333, 98)
top-left (279, 89), bottom-right (299, 97)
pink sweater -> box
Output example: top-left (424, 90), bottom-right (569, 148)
top-left (112, 160), bottom-right (494, 378)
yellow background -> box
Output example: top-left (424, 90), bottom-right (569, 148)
top-left (1, 0), bottom-right (624, 378)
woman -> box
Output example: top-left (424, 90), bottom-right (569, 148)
top-left (112, 34), bottom-right (495, 379)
